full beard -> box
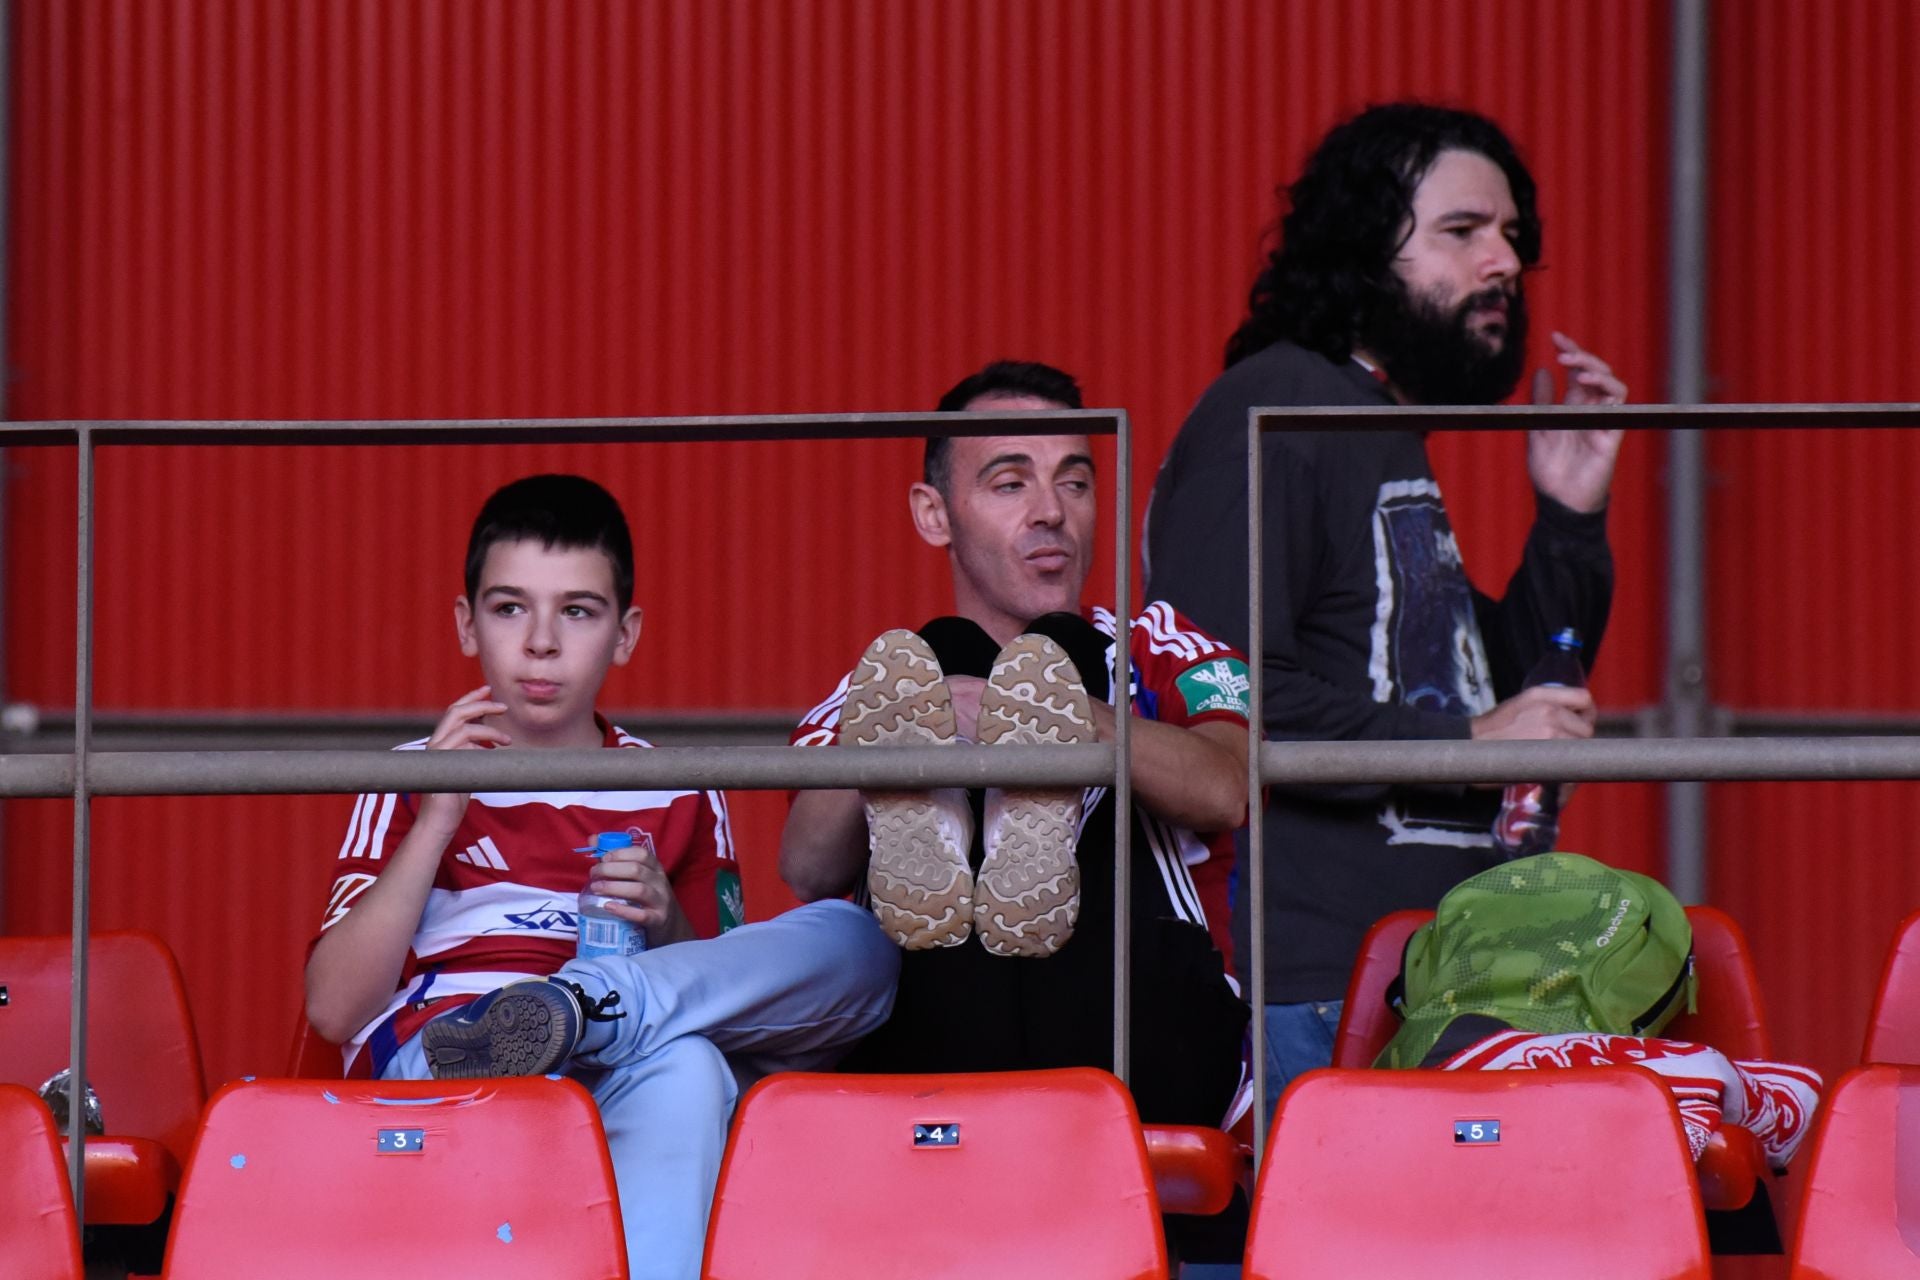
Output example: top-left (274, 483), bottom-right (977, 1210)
top-left (1364, 279), bottom-right (1530, 406)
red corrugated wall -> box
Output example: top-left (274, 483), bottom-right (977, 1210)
top-left (1708, 0), bottom-right (1920, 1093)
top-left (4, 0), bottom-right (1670, 1086)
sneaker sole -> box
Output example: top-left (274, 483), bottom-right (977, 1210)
top-left (842, 629), bottom-right (974, 950)
top-left (975, 633), bottom-right (1095, 958)
top-left (422, 984), bottom-right (580, 1080)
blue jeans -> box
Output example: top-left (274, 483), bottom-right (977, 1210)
top-left (1180, 999), bottom-right (1345, 1280)
top-left (386, 899), bottom-right (900, 1280)
top-left (1260, 998), bottom-right (1344, 1126)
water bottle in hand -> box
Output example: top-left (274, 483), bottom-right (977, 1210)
top-left (576, 830), bottom-right (650, 958)
top-left (1491, 627), bottom-right (1586, 860)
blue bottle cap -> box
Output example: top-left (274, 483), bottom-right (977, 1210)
top-left (574, 830), bottom-right (635, 857)
top-left (1551, 627), bottom-right (1582, 651)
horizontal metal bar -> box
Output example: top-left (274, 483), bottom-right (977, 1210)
top-left (1, 707), bottom-right (803, 751)
top-left (0, 409), bottom-right (1120, 449)
top-left (21, 704), bottom-right (1920, 752)
top-left (0, 743), bottom-right (1118, 798)
top-left (13, 734), bottom-right (1920, 800)
top-left (1260, 736), bottom-right (1920, 784)
top-left (1256, 402), bottom-right (1920, 432)
top-left (1723, 709), bottom-right (1920, 737)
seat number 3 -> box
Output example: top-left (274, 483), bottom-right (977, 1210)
top-left (377, 1128), bottom-right (426, 1153)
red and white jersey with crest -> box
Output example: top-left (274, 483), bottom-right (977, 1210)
top-left (792, 602), bottom-right (1251, 964)
top-left (312, 719), bottom-right (740, 1073)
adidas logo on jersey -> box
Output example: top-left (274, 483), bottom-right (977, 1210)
top-left (454, 836), bottom-right (510, 871)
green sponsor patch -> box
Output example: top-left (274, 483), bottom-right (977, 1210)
top-left (1175, 657), bottom-right (1252, 719)
top-left (717, 869), bottom-right (745, 932)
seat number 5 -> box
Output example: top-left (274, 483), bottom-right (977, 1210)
top-left (1453, 1119), bottom-right (1500, 1145)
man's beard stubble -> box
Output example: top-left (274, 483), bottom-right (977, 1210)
top-left (1363, 278), bottom-right (1530, 406)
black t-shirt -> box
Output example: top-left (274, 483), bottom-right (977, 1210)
top-left (1144, 340), bottom-right (1614, 1002)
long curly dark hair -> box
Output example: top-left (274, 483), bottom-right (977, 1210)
top-left (1224, 102), bottom-right (1543, 369)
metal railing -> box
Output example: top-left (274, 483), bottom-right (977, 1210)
top-left (0, 408), bottom-right (1139, 1214)
top-left (1241, 400), bottom-right (1920, 1161)
top-left (5, 403), bottom-right (1920, 1197)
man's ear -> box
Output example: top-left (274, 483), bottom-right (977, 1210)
top-left (455, 596), bottom-right (479, 657)
top-left (612, 606), bottom-right (643, 667)
top-left (908, 482), bottom-right (952, 549)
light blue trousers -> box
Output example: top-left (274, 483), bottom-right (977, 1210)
top-left (386, 898), bottom-right (900, 1280)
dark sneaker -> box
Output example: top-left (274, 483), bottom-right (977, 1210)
top-left (841, 629), bottom-right (976, 950)
top-left (974, 633), bottom-right (1095, 958)
top-left (422, 978), bottom-right (599, 1079)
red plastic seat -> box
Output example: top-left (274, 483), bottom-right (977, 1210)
top-left (1246, 1067), bottom-right (1710, 1279)
top-left (0, 931), bottom-right (206, 1225)
top-left (1786, 1066), bottom-right (1920, 1278)
top-left (0, 1083), bottom-right (85, 1280)
top-left (1329, 905), bottom-right (1782, 1218)
top-left (702, 1068), bottom-right (1167, 1279)
top-left (161, 1076), bottom-right (625, 1279)
top-left (1861, 909), bottom-right (1920, 1064)
top-left (1141, 1122), bottom-right (1241, 1215)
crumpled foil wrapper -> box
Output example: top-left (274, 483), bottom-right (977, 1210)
top-left (38, 1068), bottom-right (105, 1135)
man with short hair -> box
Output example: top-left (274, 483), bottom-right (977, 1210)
top-left (780, 360), bottom-right (1252, 1135)
top-left (1144, 102), bottom-right (1627, 1103)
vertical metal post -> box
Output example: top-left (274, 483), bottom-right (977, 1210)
top-left (1666, 0), bottom-right (1711, 904)
top-left (1246, 408), bottom-right (1267, 1164)
top-left (67, 427), bottom-right (94, 1210)
top-left (0, 0), bottom-right (15, 926)
top-left (1111, 412), bottom-right (1133, 1084)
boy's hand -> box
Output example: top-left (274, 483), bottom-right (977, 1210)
top-left (587, 840), bottom-right (681, 932)
top-left (418, 685), bottom-right (511, 832)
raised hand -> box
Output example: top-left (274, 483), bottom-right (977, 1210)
top-left (1526, 333), bottom-right (1626, 514)
top-left (417, 684), bottom-right (510, 831)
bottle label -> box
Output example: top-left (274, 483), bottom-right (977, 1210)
top-left (578, 915), bottom-right (646, 958)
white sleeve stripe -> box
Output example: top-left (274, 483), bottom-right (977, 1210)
top-left (335, 794), bottom-right (369, 861)
top-left (367, 793), bottom-right (398, 863)
top-left (1138, 601), bottom-right (1236, 662)
top-left (709, 790), bottom-right (735, 863)
top-left (799, 673), bottom-right (853, 732)
top-left (347, 792), bottom-right (379, 861)
top-left (1142, 602), bottom-right (1201, 661)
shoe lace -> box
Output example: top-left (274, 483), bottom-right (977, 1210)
top-left (566, 982), bottom-right (627, 1024)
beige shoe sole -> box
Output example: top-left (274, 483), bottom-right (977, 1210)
top-left (974, 633), bottom-right (1095, 957)
top-left (842, 629), bottom-right (974, 949)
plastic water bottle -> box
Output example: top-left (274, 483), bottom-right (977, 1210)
top-left (1491, 627), bottom-right (1586, 860)
top-left (576, 830), bottom-right (649, 959)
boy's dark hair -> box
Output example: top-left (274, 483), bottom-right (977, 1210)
top-left (464, 474), bottom-right (636, 611)
top-left (925, 360), bottom-right (1085, 495)
top-left (1223, 101), bottom-right (1543, 369)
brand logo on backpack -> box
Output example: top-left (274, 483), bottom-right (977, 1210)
top-left (1595, 898), bottom-right (1632, 948)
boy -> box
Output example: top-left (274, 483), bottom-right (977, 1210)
top-left (306, 474), bottom-right (898, 1280)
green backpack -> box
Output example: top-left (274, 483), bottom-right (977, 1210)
top-left (1376, 852), bottom-right (1697, 1070)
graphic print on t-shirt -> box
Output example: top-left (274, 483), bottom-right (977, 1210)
top-left (1368, 478), bottom-right (1496, 847)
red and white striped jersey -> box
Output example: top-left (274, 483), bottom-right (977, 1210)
top-left (312, 718), bottom-right (740, 1073)
top-left (793, 602), bottom-right (1251, 963)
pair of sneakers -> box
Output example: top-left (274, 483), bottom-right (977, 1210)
top-left (843, 628), bottom-right (1097, 958)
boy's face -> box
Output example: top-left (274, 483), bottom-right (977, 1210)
top-left (454, 538), bottom-right (641, 747)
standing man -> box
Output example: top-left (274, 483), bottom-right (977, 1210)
top-left (1144, 102), bottom-right (1627, 1103)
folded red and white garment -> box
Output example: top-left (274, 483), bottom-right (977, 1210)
top-left (1438, 1030), bottom-right (1823, 1168)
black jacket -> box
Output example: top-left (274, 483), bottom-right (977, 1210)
top-left (1144, 340), bottom-right (1614, 1001)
